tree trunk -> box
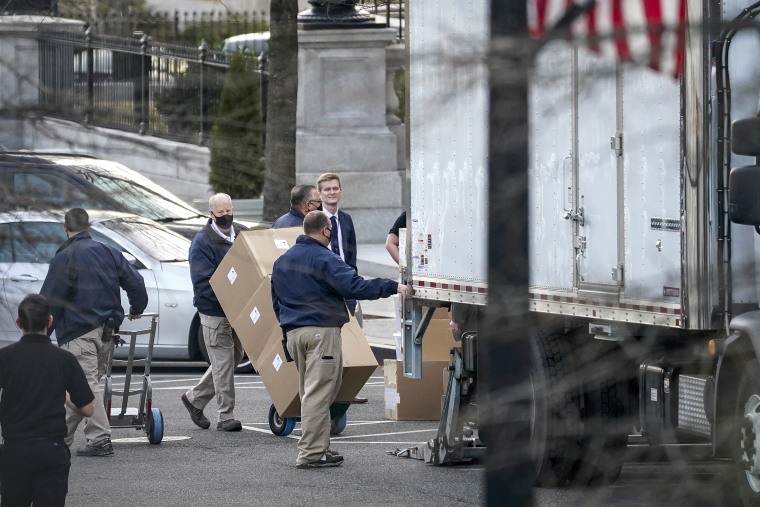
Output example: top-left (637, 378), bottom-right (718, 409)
top-left (262, 0), bottom-right (299, 222)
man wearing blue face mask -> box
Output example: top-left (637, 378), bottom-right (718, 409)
top-left (181, 193), bottom-right (247, 432)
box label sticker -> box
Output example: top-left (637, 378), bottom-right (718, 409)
top-left (274, 239), bottom-right (289, 249)
top-left (384, 388), bottom-right (400, 410)
top-left (227, 267), bottom-right (238, 284)
top-left (250, 307), bottom-right (260, 324)
top-left (273, 354), bottom-right (283, 371)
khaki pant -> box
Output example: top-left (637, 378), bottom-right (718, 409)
top-left (184, 314), bottom-right (244, 422)
top-left (63, 326), bottom-right (112, 447)
top-left (286, 326), bottom-right (342, 465)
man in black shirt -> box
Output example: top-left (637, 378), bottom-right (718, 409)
top-left (0, 294), bottom-right (94, 507)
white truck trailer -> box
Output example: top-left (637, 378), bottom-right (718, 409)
top-left (402, 0), bottom-right (760, 503)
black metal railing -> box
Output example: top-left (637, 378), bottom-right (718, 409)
top-left (93, 10), bottom-right (269, 49)
top-left (38, 26), bottom-right (266, 145)
top-left (365, 1), bottom-right (405, 41)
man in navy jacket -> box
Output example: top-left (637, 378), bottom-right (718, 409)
top-left (41, 208), bottom-right (147, 457)
top-left (271, 211), bottom-right (410, 468)
top-left (181, 193), bottom-right (247, 432)
top-left (272, 184), bottom-right (321, 228)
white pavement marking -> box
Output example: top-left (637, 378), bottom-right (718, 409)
top-left (111, 436), bottom-right (191, 443)
top-left (331, 428), bottom-right (436, 440)
top-left (242, 425), bottom-right (299, 440)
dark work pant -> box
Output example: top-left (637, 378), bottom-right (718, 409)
top-left (0, 438), bottom-right (71, 507)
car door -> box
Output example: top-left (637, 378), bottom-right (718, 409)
top-left (0, 221), bottom-right (65, 347)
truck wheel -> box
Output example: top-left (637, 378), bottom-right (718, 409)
top-left (530, 327), bottom-right (582, 487)
top-left (569, 377), bottom-right (631, 485)
top-left (735, 359), bottom-right (760, 505)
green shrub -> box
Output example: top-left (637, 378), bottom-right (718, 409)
top-left (208, 52), bottom-right (265, 198)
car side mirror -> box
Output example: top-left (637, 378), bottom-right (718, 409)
top-left (729, 165), bottom-right (760, 225)
top-left (732, 117), bottom-right (760, 156)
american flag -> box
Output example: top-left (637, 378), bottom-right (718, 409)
top-left (528, 0), bottom-right (687, 78)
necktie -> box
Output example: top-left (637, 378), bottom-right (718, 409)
top-left (329, 215), bottom-right (340, 256)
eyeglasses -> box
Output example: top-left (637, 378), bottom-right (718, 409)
top-left (309, 199), bottom-right (323, 205)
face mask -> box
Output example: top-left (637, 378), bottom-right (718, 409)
top-left (214, 213), bottom-right (234, 229)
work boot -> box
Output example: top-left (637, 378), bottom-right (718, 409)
top-left (181, 393), bottom-right (211, 429)
top-left (75, 438), bottom-right (114, 457)
top-left (217, 419), bottom-right (242, 432)
top-left (296, 453), bottom-right (344, 469)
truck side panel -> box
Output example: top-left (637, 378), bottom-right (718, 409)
top-left (528, 41), bottom-right (574, 291)
top-left (622, 65), bottom-right (681, 301)
top-left (409, 0), bottom-right (489, 305)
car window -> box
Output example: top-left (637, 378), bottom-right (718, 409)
top-left (75, 164), bottom-right (201, 222)
top-left (98, 217), bottom-right (189, 262)
top-left (13, 173), bottom-right (98, 210)
top-left (89, 229), bottom-right (122, 251)
top-left (13, 222), bottom-right (66, 264)
top-left (0, 224), bottom-right (11, 262)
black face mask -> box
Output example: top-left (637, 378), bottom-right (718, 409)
top-left (214, 213), bottom-right (233, 229)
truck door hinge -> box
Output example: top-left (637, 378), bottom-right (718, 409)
top-left (610, 132), bottom-right (623, 157)
top-left (611, 264), bottom-right (624, 286)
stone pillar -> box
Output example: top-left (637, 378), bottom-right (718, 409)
top-left (0, 16), bottom-right (84, 148)
top-left (296, 27), bottom-right (402, 243)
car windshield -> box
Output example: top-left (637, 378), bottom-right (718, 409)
top-left (62, 160), bottom-right (203, 222)
top-left (99, 216), bottom-right (189, 262)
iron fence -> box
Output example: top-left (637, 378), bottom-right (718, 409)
top-left (93, 10), bottom-right (269, 49)
top-left (38, 26), bottom-right (266, 146)
top-left (364, 1), bottom-right (405, 41)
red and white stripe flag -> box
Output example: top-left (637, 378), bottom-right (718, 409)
top-left (529, 0), bottom-right (687, 78)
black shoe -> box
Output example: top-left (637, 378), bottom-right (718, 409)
top-left (217, 419), bottom-right (242, 432)
top-left (325, 449), bottom-right (341, 458)
top-left (351, 396), bottom-right (368, 404)
top-left (181, 394), bottom-right (211, 429)
top-left (75, 438), bottom-right (114, 457)
top-left (296, 454), bottom-right (344, 469)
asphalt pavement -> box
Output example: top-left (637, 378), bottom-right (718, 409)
top-left (65, 367), bottom-right (484, 507)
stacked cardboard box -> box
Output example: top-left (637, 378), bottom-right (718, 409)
top-left (384, 359), bottom-right (450, 420)
top-left (209, 227), bottom-right (379, 418)
top-left (384, 308), bottom-right (459, 420)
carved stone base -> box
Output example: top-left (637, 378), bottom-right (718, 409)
top-left (297, 2), bottom-right (383, 28)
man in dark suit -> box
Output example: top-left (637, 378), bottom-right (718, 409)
top-left (316, 172), bottom-right (366, 404)
top-left (316, 172), bottom-right (357, 273)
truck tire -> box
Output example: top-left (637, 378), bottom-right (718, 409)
top-left (569, 377), bottom-right (631, 485)
top-left (735, 359), bottom-right (760, 505)
top-left (530, 327), bottom-right (582, 487)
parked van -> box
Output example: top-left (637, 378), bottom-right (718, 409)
top-left (222, 31), bottom-right (269, 55)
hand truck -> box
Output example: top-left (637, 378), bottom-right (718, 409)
top-left (103, 313), bottom-right (164, 444)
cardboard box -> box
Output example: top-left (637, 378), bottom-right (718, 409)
top-left (422, 311), bottom-right (459, 362)
top-left (257, 317), bottom-right (379, 418)
top-left (337, 316), bottom-right (379, 402)
top-left (384, 359), bottom-right (450, 420)
top-left (232, 276), bottom-right (280, 369)
top-left (394, 307), bottom-right (458, 361)
top-left (257, 330), bottom-right (301, 417)
top-left (210, 227), bottom-right (301, 321)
